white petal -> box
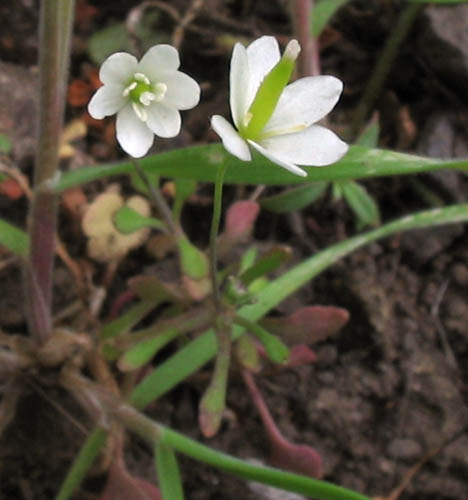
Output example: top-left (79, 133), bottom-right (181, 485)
top-left (138, 45), bottom-right (180, 81)
top-left (100, 52), bottom-right (138, 85)
top-left (116, 105), bottom-right (155, 158)
top-left (264, 76), bottom-right (343, 135)
top-left (259, 125), bottom-right (349, 167)
top-left (88, 84), bottom-right (127, 119)
top-left (211, 115), bottom-right (251, 162)
top-left (248, 140), bottom-right (307, 177)
top-left (245, 36), bottom-right (281, 109)
top-left (146, 102), bottom-right (181, 138)
top-left (160, 71), bottom-right (200, 110)
top-left (229, 43), bottom-right (250, 129)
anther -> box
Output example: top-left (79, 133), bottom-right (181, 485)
top-left (123, 81), bottom-right (137, 97)
top-left (134, 73), bottom-right (151, 85)
top-left (132, 102), bottom-right (148, 122)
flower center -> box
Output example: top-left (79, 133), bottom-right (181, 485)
top-left (122, 72), bottom-right (168, 122)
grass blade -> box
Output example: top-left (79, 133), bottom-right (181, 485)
top-left (155, 443), bottom-right (185, 500)
top-left (55, 144), bottom-right (468, 191)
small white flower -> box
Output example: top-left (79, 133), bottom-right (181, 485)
top-left (211, 36), bottom-right (348, 177)
top-left (88, 45), bottom-right (200, 158)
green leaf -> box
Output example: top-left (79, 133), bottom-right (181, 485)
top-left (55, 428), bottom-right (108, 500)
top-left (312, 0), bottom-right (351, 37)
top-left (0, 133), bottom-right (12, 154)
top-left (56, 144), bottom-right (468, 191)
top-left (234, 316), bottom-right (289, 364)
top-left (340, 180), bottom-right (381, 229)
top-left (177, 236), bottom-right (209, 280)
top-left (240, 247), bottom-right (291, 285)
top-left (129, 203), bottom-right (468, 409)
top-left (260, 182), bottom-right (328, 213)
top-left (87, 13), bottom-right (166, 65)
top-left (88, 23), bottom-right (129, 65)
top-left (113, 205), bottom-right (165, 233)
top-left (154, 443), bottom-right (185, 500)
top-left (355, 118), bottom-right (380, 148)
top-left (118, 329), bottom-right (179, 371)
top-left (0, 219), bottom-right (28, 257)
top-left (173, 178), bottom-right (197, 222)
top-left (99, 300), bottom-right (157, 341)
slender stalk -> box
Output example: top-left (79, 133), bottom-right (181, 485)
top-left (209, 163), bottom-right (227, 311)
top-left (27, 0), bottom-right (75, 343)
top-left (115, 404), bottom-right (371, 500)
top-left (132, 159), bottom-right (180, 236)
top-left (351, 3), bottom-right (423, 136)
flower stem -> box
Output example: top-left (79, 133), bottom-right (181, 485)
top-left (26, 0), bottom-right (75, 343)
top-left (132, 159), bottom-right (180, 236)
top-left (209, 162), bottom-right (227, 312)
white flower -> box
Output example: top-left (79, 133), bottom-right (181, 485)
top-left (88, 45), bottom-right (200, 158)
top-left (211, 36), bottom-right (348, 177)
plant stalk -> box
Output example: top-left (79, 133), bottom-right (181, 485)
top-left (209, 162), bottom-right (227, 312)
top-left (132, 159), bottom-right (180, 236)
top-left (27, 0), bottom-right (75, 343)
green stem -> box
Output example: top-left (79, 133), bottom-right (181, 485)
top-left (351, 3), bottom-right (423, 136)
top-left (115, 404), bottom-right (371, 500)
top-left (27, 0), bottom-right (75, 343)
top-left (132, 159), bottom-right (180, 236)
top-left (209, 163), bottom-right (227, 311)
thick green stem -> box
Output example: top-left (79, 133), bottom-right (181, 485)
top-left (209, 163), bottom-right (227, 311)
top-left (351, 3), bottom-right (423, 136)
top-left (27, 0), bottom-right (75, 343)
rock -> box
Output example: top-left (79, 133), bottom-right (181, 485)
top-left (418, 4), bottom-right (468, 101)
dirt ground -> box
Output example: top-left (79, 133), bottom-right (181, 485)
top-left (0, 1), bottom-right (467, 499)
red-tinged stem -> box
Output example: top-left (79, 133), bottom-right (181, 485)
top-left (241, 369), bottom-right (286, 446)
top-left (291, 0), bottom-right (320, 77)
top-left (26, 0), bottom-right (75, 343)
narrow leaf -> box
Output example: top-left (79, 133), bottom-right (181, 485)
top-left (100, 300), bottom-right (156, 341)
top-left (234, 315), bottom-right (289, 364)
top-left (355, 118), bottom-right (380, 148)
top-left (340, 180), bottom-right (381, 229)
top-left (55, 428), bottom-right (108, 500)
top-left (240, 247), bottom-right (292, 285)
top-left (118, 329), bottom-right (179, 372)
top-left (312, 0), bottom-right (351, 37)
top-left (260, 182), bottom-right (328, 213)
top-left (55, 144), bottom-right (468, 191)
top-left (155, 443), bottom-right (185, 500)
